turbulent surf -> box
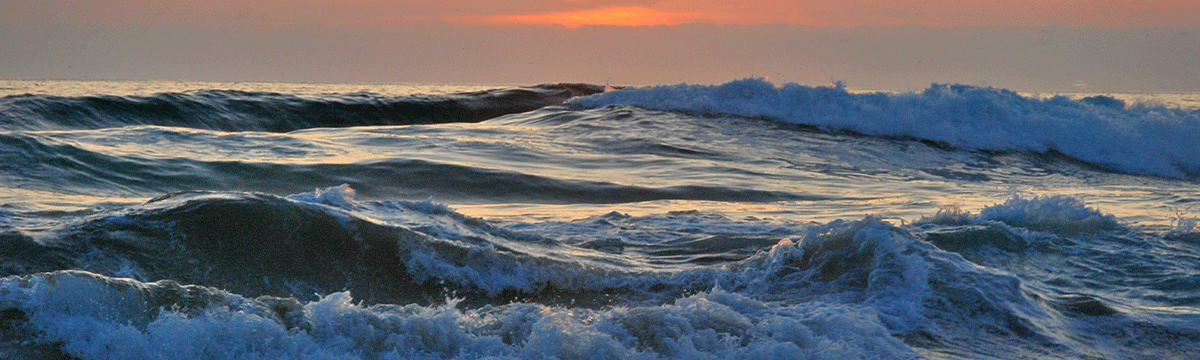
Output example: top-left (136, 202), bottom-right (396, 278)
top-left (1, 78), bottom-right (1198, 359)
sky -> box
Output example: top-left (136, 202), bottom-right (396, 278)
top-left (2, 0), bottom-right (1198, 91)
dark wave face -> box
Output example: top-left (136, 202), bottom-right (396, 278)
top-left (21, 198), bottom-right (516, 307)
top-left (0, 83), bottom-right (605, 132)
top-left (2, 79), bottom-right (1200, 360)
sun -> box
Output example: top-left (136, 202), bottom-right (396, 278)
top-left (449, 6), bottom-right (726, 28)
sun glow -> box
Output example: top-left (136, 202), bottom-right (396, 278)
top-left (448, 6), bottom-right (726, 27)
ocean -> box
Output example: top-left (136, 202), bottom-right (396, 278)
top-left (1, 78), bottom-right (1198, 359)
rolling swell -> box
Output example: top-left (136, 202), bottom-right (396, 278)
top-left (3, 191), bottom-right (441, 304)
top-left (573, 78), bottom-right (1200, 179)
top-left (0, 186), bottom-right (673, 307)
top-left (0, 124), bottom-right (812, 204)
top-left (0, 83), bottom-right (605, 132)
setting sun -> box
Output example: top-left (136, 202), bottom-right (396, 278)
top-left (449, 6), bottom-right (727, 27)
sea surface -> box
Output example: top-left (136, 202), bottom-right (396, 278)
top-left (1, 78), bottom-right (1199, 359)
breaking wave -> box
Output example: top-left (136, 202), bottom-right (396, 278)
top-left (4, 186), bottom-right (1196, 359)
top-left (572, 78), bottom-right (1200, 179)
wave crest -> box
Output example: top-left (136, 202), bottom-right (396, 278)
top-left (572, 78), bottom-right (1200, 179)
top-left (0, 83), bottom-right (606, 132)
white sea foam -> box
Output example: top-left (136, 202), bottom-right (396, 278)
top-left (0, 271), bottom-right (919, 360)
top-left (916, 195), bottom-right (1121, 234)
top-left (572, 78), bottom-right (1200, 178)
top-left (291, 184), bottom-right (358, 208)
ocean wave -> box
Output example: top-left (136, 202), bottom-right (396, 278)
top-left (571, 78), bottom-right (1200, 179)
top-left (0, 209), bottom-right (1111, 359)
top-left (916, 195), bottom-right (1120, 235)
top-left (0, 83), bottom-right (605, 132)
top-left (3, 187), bottom-right (644, 305)
top-left (0, 270), bottom-right (924, 360)
top-left (5, 186), bottom-right (1200, 358)
top-left (0, 125), bottom-right (812, 206)
top-left (4, 78), bottom-right (1199, 359)
top-left (0, 211), bottom-right (1009, 359)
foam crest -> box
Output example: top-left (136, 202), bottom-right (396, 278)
top-left (572, 78), bottom-right (1200, 178)
top-left (1, 271), bottom-right (919, 359)
top-left (716, 217), bottom-right (1064, 354)
top-left (288, 184), bottom-right (358, 208)
top-left (978, 196), bottom-right (1120, 233)
top-left (917, 195), bottom-right (1120, 234)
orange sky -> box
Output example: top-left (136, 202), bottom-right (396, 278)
top-left (444, 6), bottom-right (731, 28)
top-left (4, 0), bottom-right (1198, 90)
top-left (5, 0), bottom-right (1198, 28)
top-left (460, 0), bottom-right (1200, 28)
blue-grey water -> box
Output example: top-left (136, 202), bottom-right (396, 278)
top-left (1, 78), bottom-right (1199, 359)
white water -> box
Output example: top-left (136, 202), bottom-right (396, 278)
top-left (573, 78), bottom-right (1200, 178)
